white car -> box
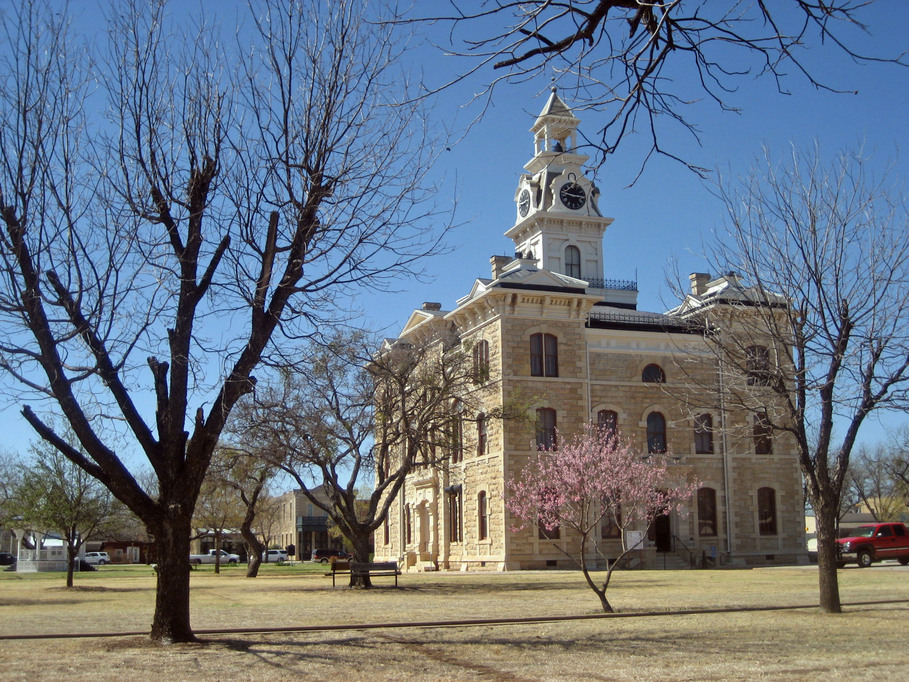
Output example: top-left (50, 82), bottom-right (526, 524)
top-left (262, 549), bottom-right (288, 563)
top-left (84, 551), bottom-right (111, 565)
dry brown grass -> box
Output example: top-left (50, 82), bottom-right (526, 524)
top-left (1, 563), bottom-right (908, 680)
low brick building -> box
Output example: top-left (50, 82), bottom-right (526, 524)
top-left (375, 91), bottom-right (806, 571)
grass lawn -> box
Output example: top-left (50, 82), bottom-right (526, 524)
top-left (0, 562), bottom-right (907, 680)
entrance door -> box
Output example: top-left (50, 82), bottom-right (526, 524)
top-left (653, 513), bottom-right (671, 553)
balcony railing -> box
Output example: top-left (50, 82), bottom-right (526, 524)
top-left (585, 277), bottom-right (638, 291)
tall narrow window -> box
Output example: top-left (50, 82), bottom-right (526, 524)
top-left (450, 400), bottom-right (464, 464)
top-left (478, 491), bottom-right (488, 541)
top-left (473, 339), bottom-right (490, 383)
top-left (597, 410), bottom-right (618, 439)
top-left (536, 407), bottom-right (557, 450)
top-left (647, 412), bottom-right (667, 454)
top-left (404, 504), bottom-right (412, 544)
top-left (746, 345), bottom-right (771, 386)
top-left (753, 412), bottom-right (773, 454)
top-left (476, 413), bottom-right (488, 456)
top-left (565, 245), bottom-right (581, 279)
top-left (383, 517), bottom-right (389, 545)
top-left (601, 499), bottom-right (622, 539)
top-left (448, 488), bottom-right (463, 542)
top-left (694, 413), bottom-right (714, 454)
top-left (697, 487), bottom-right (717, 537)
top-left (530, 333), bottom-right (559, 377)
top-left (642, 364), bottom-right (665, 383)
top-left (758, 487), bottom-right (778, 535)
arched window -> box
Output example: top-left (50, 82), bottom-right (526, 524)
top-left (565, 245), bottom-right (581, 279)
top-left (746, 345), bottom-right (771, 386)
top-left (477, 413), bottom-right (488, 456)
top-left (473, 339), bottom-right (490, 383)
top-left (697, 487), bottom-right (717, 537)
top-left (758, 487), bottom-right (778, 535)
top-left (530, 333), bottom-right (559, 377)
top-left (478, 491), bottom-right (488, 541)
top-left (597, 409), bottom-right (618, 438)
top-left (647, 412), bottom-right (667, 454)
top-left (536, 407), bottom-right (557, 450)
top-left (753, 412), bottom-right (773, 454)
top-left (448, 487), bottom-right (463, 543)
top-left (642, 364), bottom-right (665, 383)
top-left (694, 413), bottom-right (714, 454)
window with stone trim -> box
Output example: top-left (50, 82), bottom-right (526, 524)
top-left (538, 518), bottom-right (561, 540)
top-left (746, 345), bottom-right (772, 386)
top-left (383, 517), bottom-right (389, 545)
top-left (647, 412), bottom-right (667, 454)
top-left (477, 412), bottom-right (488, 456)
top-left (697, 487), bottom-right (717, 536)
top-left (530, 333), bottom-right (559, 377)
top-left (478, 491), bottom-right (489, 541)
top-left (404, 504), bottom-right (412, 544)
top-left (694, 413), bottom-right (714, 454)
top-left (642, 363), bottom-right (665, 383)
top-left (758, 486), bottom-right (778, 535)
top-left (565, 245), bottom-right (581, 278)
top-left (536, 407), bottom-right (557, 450)
top-left (597, 409), bottom-right (618, 439)
top-left (448, 487), bottom-right (463, 543)
top-left (473, 339), bottom-right (490, 383)
top-left (753, 411), bottom-right (773, 454)
top-left (601, 499), bottom-right (622, 539)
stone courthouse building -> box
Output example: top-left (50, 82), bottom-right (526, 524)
top-left (374, 90), bottom-right (806, 571)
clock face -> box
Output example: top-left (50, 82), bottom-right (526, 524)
top-left (518, 189), bottom-right (531, 217)
top-left (559, 182), bottom-right (586, 210)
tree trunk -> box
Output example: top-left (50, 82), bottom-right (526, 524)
top-left (66, 548), bottom-right (76, 588)
top-left (150, 514), bottom-right (196, 643)
top-left (578, 533), bottom-right (613, 613)
top-left (348, 533), bottom-right (372, 588)
top-left (213, 532), bottom-right (222, 575)
top-left (815, 501), bottom-right (842, 613)
top-left (241, 523), bottom-right (264, 578)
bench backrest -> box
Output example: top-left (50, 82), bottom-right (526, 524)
top-left (351, 561), bottom-right (398, 571)
top-left (331, 561), bottom-right (350, 572)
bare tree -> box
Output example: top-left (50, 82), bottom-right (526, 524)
top-left (192, 466), bottom-right (247, 575)
top-left (410, 1), bottom-right (906, 173)
top-left (0, 0), bottom-right (449, 641)
top-left (849, 437), bottom-right (909, 521)
top-left (13, 438), bottom-right (124, 588)
top-left (208, 446), bottom-right (281, 578)
top-left (675, 145), bottom-right (909, 613)
top-left (233, 329), bottom-right (490, 587)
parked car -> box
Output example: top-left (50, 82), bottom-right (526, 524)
top-left (189, 549), bottom-right (240, 565)
top-left (262, 549), bottom-right (288, 563)
top-left (83, 551), bottom-right (111, 566)
top-left (837, 522), bottom-right (909, 568)
top-left (0, 552), bottom-right (16, 566)
top-left (311, 548), bottom-right (349, 563)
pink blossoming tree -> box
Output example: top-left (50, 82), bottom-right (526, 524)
top-left (505, 424), bottom-right (697, 613)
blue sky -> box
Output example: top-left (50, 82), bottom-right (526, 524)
top-left (2, 1), bottom-right (907, 456)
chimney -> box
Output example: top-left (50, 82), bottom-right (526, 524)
top-left (421, 302), bottom-right (442, 311)
top-left (689, 272), bottom-right (710, 296)
top-left (490, 255), bottom-right (513, 279)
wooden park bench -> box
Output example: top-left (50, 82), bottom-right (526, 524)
top-left (327, 560), bottom-right (401, 587)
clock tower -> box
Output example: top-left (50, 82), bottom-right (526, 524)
top-left (506, 88), bottom-right (616, 297)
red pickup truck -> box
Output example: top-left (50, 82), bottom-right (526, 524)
top-left (836, 522), bottom-right (909, 568)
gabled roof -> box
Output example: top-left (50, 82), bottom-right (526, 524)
top-left (398, 306), bottom-right (448, 335)
top-left (667, 273), bottom-right (787, 317)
